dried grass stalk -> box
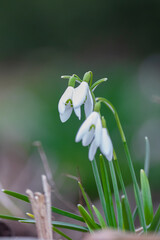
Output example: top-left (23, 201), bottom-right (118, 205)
top-left (26, 175), bottom-right (53, 240)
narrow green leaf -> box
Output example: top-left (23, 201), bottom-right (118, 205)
top-left (52, 226), bottom-right (72, 240)
top-left (144, 136), bottom-right (150, 177)
top-left (20, 219), bottom-right (88, 232)
top-left (91, 78), bottom-right (107, 91)
top-left (92, 205), bottom-right (106, 229)
top-left (2, 190), bottom-right (29, 202)
top-left (0, 214), bottom-right (27, 221)
top-left (78, 181), bottom-right (94, 219)
top-left (140, 169), bottom-right (153, 225)
top-left (51, 207), bottom-right (84, 223)
top-left (3, 189), bottom-right (84, 222)
top-left (113, 157), bottom-right (135, 231)
top-left (108, 161), bottom-right (123, 229)
top-left (78, 204), bottom-right (100, 231)
top-left (148, 205), bottom-right (160, 232)
top-left (91, 158), bottom-right (109, 225)
top-left (99, 154), bottom-right (117, 227)
top-left (121, 195), bottom-right (130, 231)
top-left (132, 207), bottom-right (138, 222)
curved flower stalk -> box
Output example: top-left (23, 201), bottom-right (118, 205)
top-left (58, 73), bottom-right (93, 122)
top-left (75, 103), bottom-right (113, 161)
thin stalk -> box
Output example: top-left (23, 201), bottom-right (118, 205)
top-left (91, 158), bottom-right (109, 225)
top-left (96, 97), bottom-right (147, 232)
top-left (113, 152), bottom-right (135, 231)
top-left (108, 161), bottom-right (123, 229)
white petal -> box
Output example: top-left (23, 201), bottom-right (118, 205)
top-left (95, 114), bottom-right (102, 146)
top-left (82, 128), bottom-right (94, 146)
top-left (84, 89), bottom-right (93, 118)
top-left (75, 111), bottom-right (98, 142)
top-left (74, 106), bottom-right (81, 120)
top-left (58, 86), bottom-right (74, 114)
top-left (89, 139), bottom-right (98, 161)
top-left (73, 82), bottom-right (88, 108)
top-left (60, 105), bottom-right (73, 122)
top-left (100, 128), bottom-right (113, 161)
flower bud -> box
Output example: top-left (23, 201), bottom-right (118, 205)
top-left (68, 75), bottom-right (76, 87)
top-left (83, 71), bottom-right (92, 83)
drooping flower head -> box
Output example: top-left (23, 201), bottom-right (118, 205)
top-left (58, 72), bottom-right (93, 122)
top-left (76, 102), bottom-right (113, 161)
top-left (58, 75), bottom-right (76, 122)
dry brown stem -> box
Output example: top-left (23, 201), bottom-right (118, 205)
top-left (26, 175), bottom-right (53, 240)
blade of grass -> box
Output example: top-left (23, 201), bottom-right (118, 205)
top-left (78, 204), bottom-right (100, 231)
top-left (91, 158), bottom-right (109, 225)
top-left (144, 137), bottom-right (150, 177)
top-left (52, 226), bottom-right (72, 240)
top-left (113, 155), bottom-right (135, 231)
top-left (148, 205), bottom-right (160, 232)
top-left (20, 219), bottom-right (89, 232)
top-left (2, 189), bottom-right (84, 222)
top-left (99, 154), bottom-right (117, 228)
top-left (78, 181), bottom-right (94, 219)
top-left (121, 195), bottom-right (130, 231)
top-left (0, 214), bottom-right (27, 221)
top-left (140, 169), bottom-right (153, 225)
top-left (92, 205), bottom-right (106, 229)
top-left (108, 160), bottom-right (123, 229)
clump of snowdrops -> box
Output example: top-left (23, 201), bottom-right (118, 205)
top-left (0, 71), bottom-right (160, 240)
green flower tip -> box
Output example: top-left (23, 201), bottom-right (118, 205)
top-left (94, 101), bottom-right (101, 112)
top-left (68, 75), bottom-right (76, 87)
top-left (83, 71), bottom-right (92, 83)
top-left (101, 116), bottom-right (107, 128)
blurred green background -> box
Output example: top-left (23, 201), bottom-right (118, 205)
top-left (0, 1), bottom-right (160, 203)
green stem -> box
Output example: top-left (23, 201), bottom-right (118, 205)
top-left (113, 152), bottom-right (135, 231)
top-left (96, 97), bottom-right (147, 232)
top-left (108, 161), bottom-right (123, 229)
top-left (91, 158), bottom-right (109, 225)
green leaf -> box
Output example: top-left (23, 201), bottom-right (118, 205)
top-left (148, 205), bottom-right (160, 232)
top-left (51, 207), bottom-right (84, 223)
top-left (121, 195), bottom-right (130, 231)
top-left (2, 189), bottom-right (29, 202)
top-left (108, 161), bottom-right (123, 229)
top-left (78, 181), bottom-right (94, 219)
top-left (140, 169), bottom-right (153, 225)
top-left (2, 189), bottom-right (84, 222)
top-left (113, 157), bottom-right (135, 231)
top-left (144, 136), bottom-right (150, 177)
top-left (0, 214), bottom-right (27, 221)
top-left (52, 226), bottom-right (72, 240)
top-left (99, 154), bottom-right (117, 227)
top-left (78, 204), bottom-right (100, 231)
top-left (91, 78), bottom-right (107, 91)
top-left (92, 205), bottom-right (106, 229)
top-left (20, 219), bottom-right (88, 232)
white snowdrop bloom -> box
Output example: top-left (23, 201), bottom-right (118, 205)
top-left (75, 111), bottom-right (102, 148)
top-left (58, 81), bottom-right (93, 122)
top-left (73, 82), bottom-right (93, 119)
top-left (89, 127), bottom-right (113, 161)
top-left (58, 86), bottom-right (74, 122)
top-left (76, 111), bottom-right (113, 161)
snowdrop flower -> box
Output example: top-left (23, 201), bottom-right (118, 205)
top-left (73, 81), bottom-right (93, 118)
top-left (89, 124), bottom-right (113, 161)
top-left (76, 106), bottom-right (113, 161)
top-left (58, 73), bottom-right (93, 122)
